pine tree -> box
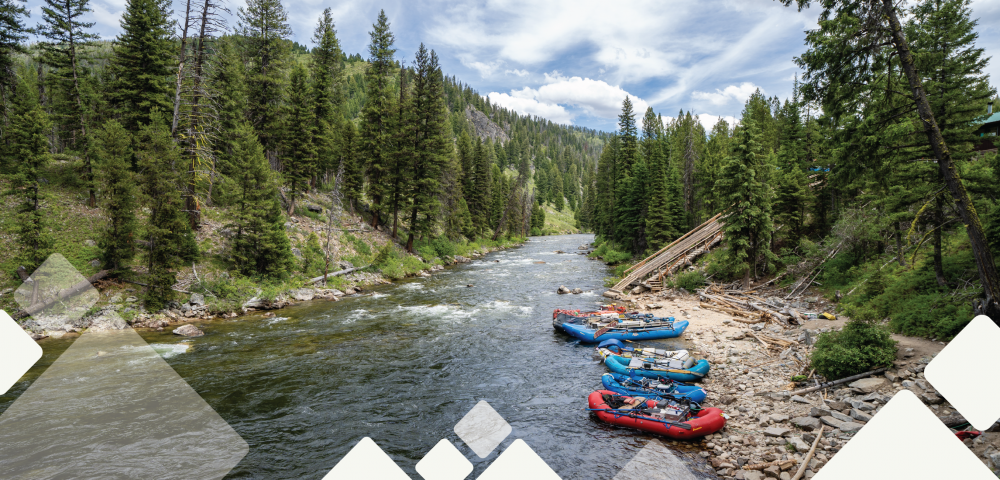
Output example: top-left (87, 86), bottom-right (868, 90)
top-left (359, 9), bottom-right (397, 228)
top-left (471, 138), bottom-right (492, 233)
top-left (773, 161), bottom-right (810, 248)
top-left (228, 122), bottom-right (293, 278)
top-left (550, 165), bottom-right (564, 211)
top-left (457, 129), bottom-right (474, 194)
top-left (405, 46), bottom-right (450, 252)
top-left (618, 96), bottom-right (638, 174)
top-left (209, 35), bottom-right (246, 205)
top-left (106, 0), bottom-right (175, 132)
top-left (0, 0), bottom-right (31, 124)
top-left (37, 0), bottom-right (99, 205)
top-left (389, 65), bottom-right (414, 238)
top-left (136, 113), bottom-right (198, 309)
top-left (715, 94), bottom-right (775, 288)
top-left (339, 120), bottom-right (363, 211)
top-left (311, 7), bottom-right (345, 181)
top-left (6, 77), bottom-right (53, 271)
top-left (237, 0), bottom-right (292, 162)
top-left (93, 120), bottom-right (136, 273)
top-left (284, 62), bottom-right (317, 215)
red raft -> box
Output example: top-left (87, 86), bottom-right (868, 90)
top-left (587, 390), bottom-right (726, 440)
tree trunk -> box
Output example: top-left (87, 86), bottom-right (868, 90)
top-left (933, 195), bottom-right (946, 287)
top-left (883, 0), bottom-right (1000, 321)
top-left (894, 222), bottom-right (906, 266)
top-left (171, 0), bottom-right (192, 136)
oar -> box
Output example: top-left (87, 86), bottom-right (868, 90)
top-left (585, 408), bottom-right (693, 430)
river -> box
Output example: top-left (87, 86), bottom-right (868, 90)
top-left (0, 234), bottom-right (714, 479)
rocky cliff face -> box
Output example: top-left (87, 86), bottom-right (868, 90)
top-left (465, 105), bottom-right (510, 144)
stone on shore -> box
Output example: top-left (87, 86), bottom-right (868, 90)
top-left (848, 377), bottom-right (885, 393)
top-left (791, 416), bottom-right (821, 431)
top-left (290, 288), bottom-right (316, 301)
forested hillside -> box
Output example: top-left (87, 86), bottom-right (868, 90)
top-left (0, 1), bottom-right (601, 311)
top-left (579, 0), bottom-right (1000, 339)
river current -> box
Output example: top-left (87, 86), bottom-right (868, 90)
top-left (1, 234), bottom-right (714, 479)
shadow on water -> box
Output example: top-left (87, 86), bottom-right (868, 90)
top-left (0, 234), bottom-right (718, 479)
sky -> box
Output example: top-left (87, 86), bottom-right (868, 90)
top-left (23, 0), bottom-right (1000, 133)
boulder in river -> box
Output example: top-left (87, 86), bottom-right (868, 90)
top-left (173, 324), bottom-right (204, 337)
top-left (571, 288), bottom-right (583, 294)
top-left (557, 285), bottom-right (571, 294)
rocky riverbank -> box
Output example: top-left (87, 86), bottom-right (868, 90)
top-left (18, 246), bottom-right (511, 341)
top-left (613, 288), bottom-right (997, 479)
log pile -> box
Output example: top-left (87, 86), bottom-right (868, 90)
top-left (697, 284), bottom-right (801, 325)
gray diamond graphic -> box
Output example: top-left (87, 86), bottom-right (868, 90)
top-left (453, 400), bottom-right (511, 458)
top-left (14, 253), bottom-right (99, 330)
top-left (0, 327), bottom-right (248, 479)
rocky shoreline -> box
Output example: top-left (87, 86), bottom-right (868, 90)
top-left (19, 246), bottom-right (511, 341)
top-left (614, 288), bottom-right (999, 479)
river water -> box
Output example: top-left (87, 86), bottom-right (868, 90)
top-left (0, 234), bottom-right (714, 479)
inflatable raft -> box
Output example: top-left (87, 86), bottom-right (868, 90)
top-left (587, 390), bottom-right (726, 440)
top-left (604, 352), bottom-right (711, 382)
top-left (559, 317), bottom-right (688, 343)
top-left (601, 373), bottom-right (707, 404)
top-left (551, 306), bottom-right (627, 331)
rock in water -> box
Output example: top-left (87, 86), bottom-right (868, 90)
top-left (173, 324), bottom-right (204, 337)
top-left (571, 288), bottom-right (583, 294)
top-left (557, 285), bottom-right (571, 294)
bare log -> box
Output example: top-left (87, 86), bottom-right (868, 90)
top-left (789, 368), bottom-right (889, 396)
top-left (791, 426), bottom-right (824, 480)
top-left (306, 266), bottom-right (369, 285)
top-left (13, 270), bottom-right (110, 320)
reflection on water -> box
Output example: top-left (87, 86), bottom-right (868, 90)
top-left (0, 235), bottom-right (715, 479)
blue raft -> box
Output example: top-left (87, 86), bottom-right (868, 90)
top-left (604, 353), bottom-right (711, 382)
top-left (559, 317), bottom-right (689, 343)
top-left (601, 373), bottom-right (708, 404)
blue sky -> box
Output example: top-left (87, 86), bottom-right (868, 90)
top-left (23, 0), bottom-right (1000, 133)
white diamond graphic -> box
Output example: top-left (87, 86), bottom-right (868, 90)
top-left (613, 439), bottom-right (698, 480)
top-left (323, 437), bottom-right (411, 480)
top-left (415, 439), bottom-right (473, 480)
top-left (476, 439), bottom-right (560, 480)
top-left (813, 389), bottom-right (994, 479)
top-left (0, 309), bottom-right (43, 395)
top-left (924, 315), bottom-right (1000, 430)
top-left (14, 253), bottom-right (99, 329)
top-left (454, 401), bottom-right (512, 458)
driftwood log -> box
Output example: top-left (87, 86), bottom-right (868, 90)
top-left (13, 270), bottom-right (110, 320)
top-left (306, 266), bottom-right (369, 285)
top-left (790, 426), bottom-right (824, 480)
top-left (789, 368), bottom-right (889, 396)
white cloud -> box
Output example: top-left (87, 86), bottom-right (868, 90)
top-left (463, 59), bottom-right (504, 78)
top-left (694, 114), bottom-right (739, 131)
top-left (691, 82), bottom-right (761, 106)
top-left (505, 69), bottom-right (529, 77)
top-left (487, 92), bottom-right (574, 125)
top-left (490, 72), bottom-right (652, 127)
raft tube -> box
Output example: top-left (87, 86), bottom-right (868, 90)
top-left (604, 353), bottom-right (711, 382)
top-left (601, 373), bottom-right (707, 404)
top-left (588, 390), bottom-right (726, 440)
top-left (559, 318), bottom-right (689, 343)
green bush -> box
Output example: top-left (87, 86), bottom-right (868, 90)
top-left (810, 319), bottom-right (897, 380)
top-left (344, 232), bottom-right (372, 257)
top-left (529, 227), bottom-right (543, 236)
top-left (430, 237), bottom-right (457, 257)
top-left (670, 270), bottom-right (706, 291)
